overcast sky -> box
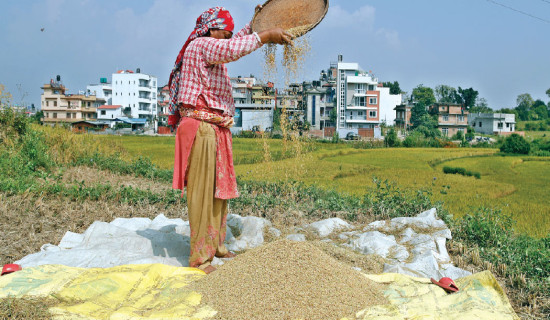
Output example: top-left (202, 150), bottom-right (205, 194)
top-left (1, 0), bottom-right (549, 110)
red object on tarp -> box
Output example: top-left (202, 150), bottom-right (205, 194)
top-left (430, 277), bottom-right (459, 293)
top-left (1, 264), bottom-right (22, 276)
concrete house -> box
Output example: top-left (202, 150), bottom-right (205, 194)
top-left (111, 69), bottom-right (158, 124)
top-left (468, 113), bottom-right (516, 135)
top-left (41, 77), bottom-right (104, 127)
top-left (429, 103), bottom-right (468, 137)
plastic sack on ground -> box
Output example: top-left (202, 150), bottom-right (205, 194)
top-left (0, 264), bottom-right (215, 319)
top-left (357, 270), bottom-right (518, 319)
top-left (0, 265), bottom-right (518, 319)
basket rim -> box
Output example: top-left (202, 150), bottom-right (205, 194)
top-left (251, 0), bottom-right (329, 38)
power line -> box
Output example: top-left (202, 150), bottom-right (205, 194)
top-left (485, 0), bottom-right (550, 24)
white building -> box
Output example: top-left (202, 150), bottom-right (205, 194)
top-left (97, 105), bottom-right (123, 127)
top-left (111, 69), bottom-right (157, 124)
top-left (378, 87), bottom-right (403, 126)
top-left (87, 78), bottom-right (113, 105)
top-left (468, 113), bottom-right (516, 135)
top-left (335, 55), bottom-right (401, 131)
top-left (230, 76), bottom-right (275, 134)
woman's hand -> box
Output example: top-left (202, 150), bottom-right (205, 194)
top-left (258, 28), bottom-right (293, 45)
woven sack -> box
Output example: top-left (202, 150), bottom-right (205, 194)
top-left (252, 0), bottom-right (329, 37)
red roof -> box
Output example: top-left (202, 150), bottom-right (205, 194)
top-left (98, 105), bottom-right (122, 109)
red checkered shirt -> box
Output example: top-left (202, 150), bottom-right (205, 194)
top-left (174, 24), bottom-right (261, 117)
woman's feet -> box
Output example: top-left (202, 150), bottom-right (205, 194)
top-left (218, 251), bottom-right (236, 259)
top-left (202, 265), bottom-right (217, 274)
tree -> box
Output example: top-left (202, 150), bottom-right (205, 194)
top-left (469, 97), bottom-right (493, 114)
top-left (435, 85), bottom-right (460, 104)
top-left (410, 101), bottom-right (428, 129)
top-left (414, 114), bottom-right (441, 138)
top-left (385, 127), bottom-right (399, 147)
top-left (546, 88), bottom-right (550, 99)
top-left (411, 85), bottom-right (436, 107)
top-left (531, 100), bottom-right (548, 120)
top-left (457, 87), bottom-right (478, 109)
top-left (329, 108), bottom-right (337, 125)
top-left (382, 81), bottom-right (402, 95)
top-left (515, 93), bottom-right (534, 121)
top-left (500, 134), bottom-right (530, 154)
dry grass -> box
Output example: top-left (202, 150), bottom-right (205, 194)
top-left (61, 166), bottom-right (172, 194)
top-left (0, 296), bottom-right (55, 319)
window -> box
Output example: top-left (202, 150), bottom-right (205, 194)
top-left (369, 97), bottom-right (377, 105)
top-left (506, 123), bottom-right (510, 128)
top-left (458, 115), bottom-right (464, 122)
top-left (369, 110), bottom-right (377, 118)
top-left (101, 110), bottom-right (106, 115)
top-left (54, 101), bottom-right (57, 107)
top-left (458, 128), bottom-right (465, 133)
top-left (368, 85), bottom-right (375, 91)
top-left (67, 112), bottom-right (71, 118)
top-left (473, 122), bottom-right (476, 127)
top-left (46, 101), bottom-right (49, 106)
top-left (443, 115), bottom-right (449, 121)
top-left (87, 102), bottom-right (90, 107)
top-left (442, 128), bottom-right (449, 136)
top-left (498, 122), bottom-right (503, 129)
top-left (53, 113), bottom-right (57, 119)
top-left (355, 83), bottom-right (366, 94)
top-left (479, 122), bottom-right (482, 127)
top-left (354, 96), bottom-right (366, 106)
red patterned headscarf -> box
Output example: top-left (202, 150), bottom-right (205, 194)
top-left (167, 7), bottom-right (235, 127)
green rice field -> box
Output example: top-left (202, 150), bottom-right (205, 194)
top-left (99, 135), bottom-right (550, 237)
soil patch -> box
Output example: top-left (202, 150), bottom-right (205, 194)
top-left (191, 239), bottom-right (388, 320)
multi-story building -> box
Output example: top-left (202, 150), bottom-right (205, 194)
top-left (468, 113), bottom-right (516, 135)
top-left (303, 80), bottom-right (336, 130)
top-left (157, 84), bottom-right (170, 126)
top-left (111, 69), bottom-right (157, 124)
top-left (86, 78), bottom-right (112, 105)
top-left (230, 76), bottom-right (275, 132)
top-left (41, 77), bottom-right (104, 126)
top-left (394, 102), bottom-right (413, 130)
top-left (334, 55), bottom-right (401, 131)
top-left (429, 103), bottom-right (468, 137)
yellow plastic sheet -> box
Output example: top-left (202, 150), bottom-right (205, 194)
top-left (0, 265), bottom-right (518, 319)
top-left (358, 271), bottom-right (519, 320)
top-left (0, 264), bottom-right (215, 320)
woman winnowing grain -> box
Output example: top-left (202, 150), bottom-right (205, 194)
top-left (169, 6), bottom-right (292, 274)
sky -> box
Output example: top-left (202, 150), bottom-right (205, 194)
top-left (1, 0), bottom-right (549, 110)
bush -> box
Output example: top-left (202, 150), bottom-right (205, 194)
top-left (500, 134), bottom-right (530, 154)
top-left (385, 128), bottom-right (400, 147)
top-left (442, 166), bottom-right (481, 179)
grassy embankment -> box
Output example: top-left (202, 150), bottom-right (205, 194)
top-left (1, 110), bottom-right (548, 318)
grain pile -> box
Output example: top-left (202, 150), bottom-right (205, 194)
top-left (191, 240), bottom-right (388, 320)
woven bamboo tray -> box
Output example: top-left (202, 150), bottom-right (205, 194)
top-left (251, 0), bottom-right (329, 37)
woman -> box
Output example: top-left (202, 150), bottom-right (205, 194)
top-left (169, 6), bottom-right (291, 274)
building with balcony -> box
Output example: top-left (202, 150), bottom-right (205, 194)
top-left (429, 103), bottom-right (468, 137)
top-left (87, 78), bottom-right (112, 105)
top-left (394, 103), bottom-right (412, 130)
top-left (157, 85), bottom-right (170, 126)
top-left (41, 77), bottom-right (104, 126)
top-left (334, 56), bottom-right (401, 131)
top-left (230, 76), bottom-right (275, 133)
top-left (304, 80), bottom-right (336, 130)
top-left (111, 69), bottom-right (157, 124)
top-left (468, 113), bottom-right (516, 135)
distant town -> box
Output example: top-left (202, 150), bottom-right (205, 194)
top-left (9, 55), bottom-right (517, 139)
